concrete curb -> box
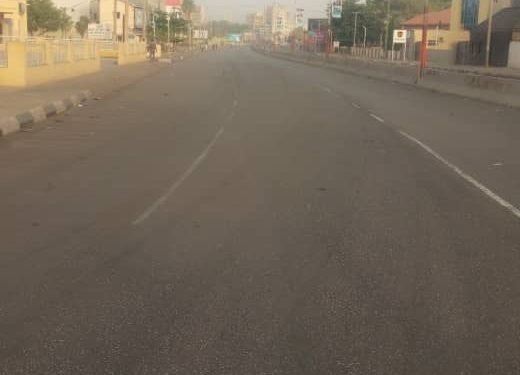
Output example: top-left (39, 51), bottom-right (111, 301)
top-left (0, 90), bottom-right (92, 137)
top-left (255, 48), bottom-right (520, 109)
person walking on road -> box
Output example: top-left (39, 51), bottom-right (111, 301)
top-left (148, 40), bottom-right (157, 62)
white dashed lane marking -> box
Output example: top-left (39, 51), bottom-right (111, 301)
top-left (399, 130), bottom-right (520, 220)
top-left (370, 114), bottom-right (385, 123)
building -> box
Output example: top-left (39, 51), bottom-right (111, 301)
top-left (247, 12), bottom-right (265, 40)
top-left (307, 18), bottom-right (329, 52)
top-left (402, 0), bottom-right (515, 64)
top-left (191, 5), bottom-right (206, 27)
top-left (265, 3), bottom-right (293, 44)
top-left (468, 2), bottom-right (520, 66)
top-left (165, 0), bottom-right (182, 19)
top-left (89, 0), bottom-right (164, 40)
top-left (0, 0), bottom-right (28, 40)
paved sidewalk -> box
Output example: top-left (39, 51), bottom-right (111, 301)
top-left (0, 59), bottom-right (167, 135)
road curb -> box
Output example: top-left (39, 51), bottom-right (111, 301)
top-left (0, 90), bottom-right (92, 137)
top-left (255, 48), bottom-right (520, 109)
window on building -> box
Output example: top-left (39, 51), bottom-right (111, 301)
top-left (461, 0), bottom-right (479, 30)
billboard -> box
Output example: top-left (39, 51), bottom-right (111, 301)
top-left (166, 0), bottom-right (182, 6)
top-left (88, 23), bottom-right (112, 40)
top-left (193, 29), bottom-right (208, 40)
top-left (331, 0), bottom-right (342, 19)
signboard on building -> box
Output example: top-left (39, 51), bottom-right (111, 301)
top-left (88, 23), bottom-right (112, 40)
top-left (393, 29), bottom-right (407, 44)
top-left (331, 0), bottom-right (342, 18)
top-left (134, 7), bottom-right (144, 30)
top-left (193, 29), bottom-right (208, 40)
top-left (296, 8), bottom-right (304, 27)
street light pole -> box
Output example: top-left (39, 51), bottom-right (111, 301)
top-left (152, 13), bottom-right (156, 40)
top-left (167, 14), bottom-right (170, 48)
top-left (143, 0), bottom-right (148, 42)
top-left (353, 12), bottom-right (359, 48)
top-left (485, 0), bottom-right (495, 67)
top-left (113, 0), bottom-right (118, 41)
top-left (384, 0), bottom-right (390, 50)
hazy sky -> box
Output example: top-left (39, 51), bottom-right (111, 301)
top-left (52, 0), bottom-right (329, 23)
top-left (197, 0), bottom-right (329, 23)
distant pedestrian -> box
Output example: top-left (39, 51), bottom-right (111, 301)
top-left (148, 41), bottom-right (157, 62)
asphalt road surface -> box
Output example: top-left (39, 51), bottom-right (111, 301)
top-left (1, 48), bottom-right (520, 374)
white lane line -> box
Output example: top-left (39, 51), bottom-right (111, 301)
top-left (370, 114), bottom-right (385, 123)
top-left (351, 103), bottom-right (361, 109)
top-left (133, 127), bottom-right (225, 226)
top-left (399, 130), bottom-right (520, 220)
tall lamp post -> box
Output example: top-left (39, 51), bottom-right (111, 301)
top-left (485, 0), bottom-right (495, 67)
top-left (384, 0), bottom-right (390, 50)
top-left (353, 11), bottom-right (359, 48)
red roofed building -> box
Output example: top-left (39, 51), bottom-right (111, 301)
top-left (402, 8), bottom-right (469, 64)
top-left (401, 0), bottom-right (514, 65)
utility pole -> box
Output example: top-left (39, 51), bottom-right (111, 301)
top-left (384, 0), bottom-right (390, 50)
top-left (362, 25), bottom-right (367, 48)
top-left (113, 0), bottom-right (118, 41)
top-left (167, 14), bottom-right (170, 48)
top-left (485, 0), bottom-right (495, 67)
top-left (143, 0), bottom-right (148, 42)
top-left (152, 13), bottom-right (156, 40)
top-left (353, 12), bottom-right (359, 48)
top-left (418, 0), bottom-right (429, 81)
top-left (124, 0), bottom-right (129, 41)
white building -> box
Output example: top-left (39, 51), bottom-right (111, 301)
top-left (89, 0), bottom-right (163, 40)
top-left (266, 3), bottom-right (293, 44)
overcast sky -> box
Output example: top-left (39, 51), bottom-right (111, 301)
top-left (197, 0), bottom-right (329, 23)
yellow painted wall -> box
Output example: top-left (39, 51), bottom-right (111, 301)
top-left (0, 0), bottom-right (28, 39)
top-left (0, 41), bottom-right (100, 87)
top-left (117, 42), bottom-right (146, 65)
top-left (0, 41), bottom-right (25, 85)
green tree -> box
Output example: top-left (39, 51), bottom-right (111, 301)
top-left (58, 7), bottom-right (73, 34)
top-left (332, 0), bottom-right (451, 48)
top-left (75, 15), bottom-right (89, 38)
top-left (182, 0), bottom-right (196, 19)
top-left (27, 0), bottom-right (61, 35)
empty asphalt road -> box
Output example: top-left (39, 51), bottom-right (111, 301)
top-left (1, 48), bottom-right (520, 374)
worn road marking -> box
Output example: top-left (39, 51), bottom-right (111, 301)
top-left (370, 114), bottom-right (385, 123)
top-left (133, 127), bottom-right (225, 225)
top-left (319, 86), bottom-right (332, 94)
top-left (351, 103), bottom-right (361, 109)
top-left (399, 130), bottom-right (520, 220)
